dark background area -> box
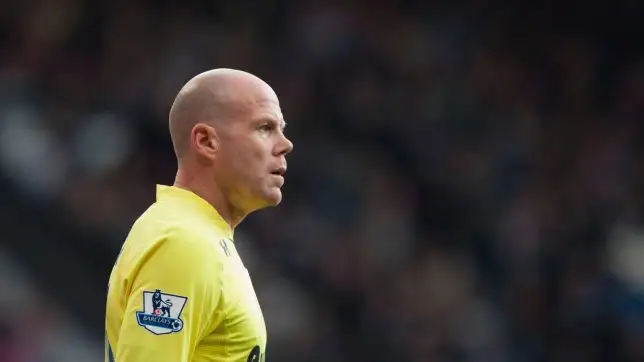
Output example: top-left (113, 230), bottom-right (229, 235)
top-left (0, 1), bottom-right (644, 361)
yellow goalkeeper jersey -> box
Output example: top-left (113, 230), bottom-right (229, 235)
top-left (105, 185), bottom-right (266, 362)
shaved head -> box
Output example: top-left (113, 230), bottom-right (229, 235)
top-left (169, 68), bottom-right (277, 159)
top-left (170, 67), bottom-right (292, 225)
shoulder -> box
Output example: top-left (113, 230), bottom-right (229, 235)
top-left (157, 219), bottom-right (234, 269)
top-left (123, 205), bottom-right (229, 269)
top-left (158, 224), bottom-right (224, 261)
top-left (128, 225), bottom-right (225, 289)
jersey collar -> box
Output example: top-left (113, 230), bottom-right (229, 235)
top-left (155, 184), bottom-right (234, 239)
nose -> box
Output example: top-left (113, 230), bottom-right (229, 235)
top-left (276, 133), bottom-right (293, 156)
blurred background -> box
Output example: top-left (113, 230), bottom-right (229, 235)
top-left (1, 1), bottom-right (644, 361)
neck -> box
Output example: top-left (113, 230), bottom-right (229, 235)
top-left (173, 165), bottom-right (246, 229)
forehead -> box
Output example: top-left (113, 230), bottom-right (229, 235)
top-left (252, 98), bottom-right (283, 121)
top-left (235, 86), bottom-right (283, 122)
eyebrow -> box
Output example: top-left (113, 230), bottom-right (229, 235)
top-left (255, 117), bottom-right (287, 131)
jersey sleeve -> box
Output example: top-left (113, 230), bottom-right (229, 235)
top-left (115, 230), bottom-right (224, 362)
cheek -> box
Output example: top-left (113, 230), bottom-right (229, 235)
top-left (230, 143), bottom-right (267, 179)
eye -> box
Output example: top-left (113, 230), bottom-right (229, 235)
top-left (257, 123), bottom-right (276, 134)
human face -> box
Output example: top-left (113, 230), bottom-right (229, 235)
top-left (216, 91), bottom-right (293, 213)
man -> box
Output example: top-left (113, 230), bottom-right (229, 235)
top-left (105, 68), bottom-right (293, 362)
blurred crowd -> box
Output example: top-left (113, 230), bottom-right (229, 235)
top-left (1, 1), bottom-right (644, 361)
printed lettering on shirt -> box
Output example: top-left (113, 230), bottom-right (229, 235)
top-left (219, 239), bottom-right (231, 257)
top-left (247, 345), bottom-right (264, 362)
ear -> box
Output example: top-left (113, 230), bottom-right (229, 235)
top-left (192, 123), bottom-right (219, 159)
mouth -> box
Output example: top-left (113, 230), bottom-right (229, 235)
top-left (270, 166), bottom-right (287, 177)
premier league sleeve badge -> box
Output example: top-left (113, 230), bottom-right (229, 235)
top-left (136, 289), bottom-right (188, 335)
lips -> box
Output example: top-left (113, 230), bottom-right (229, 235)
top-left (270, 166), bottom-right (287, 176)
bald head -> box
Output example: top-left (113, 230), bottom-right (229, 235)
top-left (169, 68), bottom-right (277, 159)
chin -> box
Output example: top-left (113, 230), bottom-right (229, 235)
top-left (264, 188), bottom-right (283, 206)
top-left (246, 189), bottom-right (283, 212)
